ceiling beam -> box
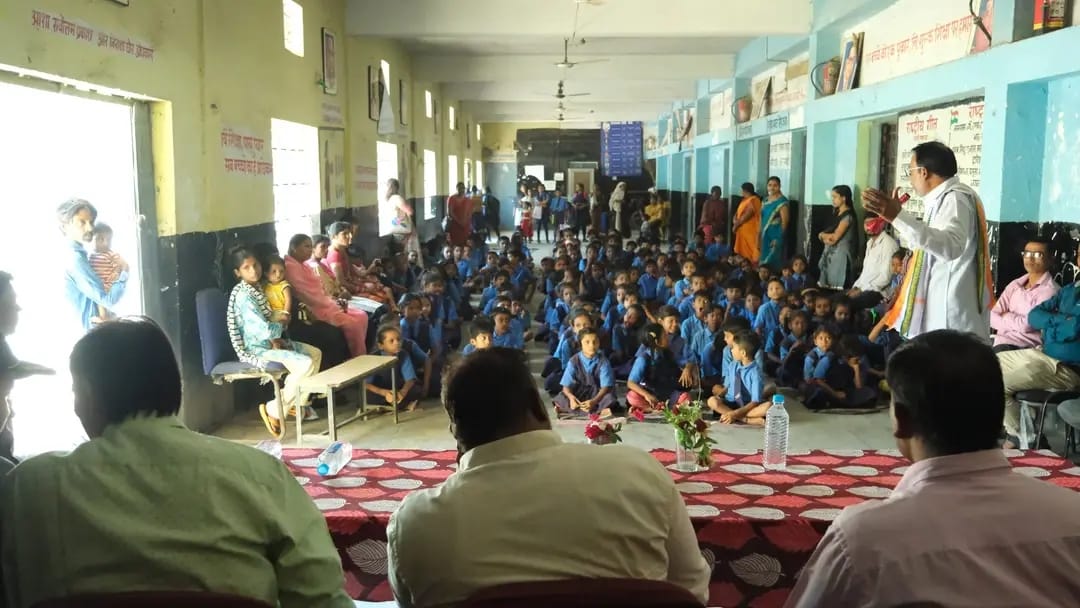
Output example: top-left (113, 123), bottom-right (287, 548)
top-left (347, 0), bottom-right (811, 38)
top-left (464, 100), bottom-right (671, 123)
top-left (442, 81), bottom-right (695, 104)
top-left (415, 54), bottom-right (733, 83)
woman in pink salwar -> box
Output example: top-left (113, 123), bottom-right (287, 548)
top-left (285, 234), bottom-right (369, 356)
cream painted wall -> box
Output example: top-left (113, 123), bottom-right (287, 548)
top-left (0, 0), bottom-right (475, 234)
top-left (480, 121), bottom-right (565, 160)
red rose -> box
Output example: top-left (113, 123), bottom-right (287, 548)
top-left (672, 406), bottom-right (681, 416)
top-left (632, 409), bottom-right (645, 422)
top-left (695, 419), bottom-right (708, 433)
top-left (584, 424), bottom-right (603, 440)
top-left (588, 413), bottom-right (600, 422)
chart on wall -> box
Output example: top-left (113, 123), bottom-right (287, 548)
top-left (894, 98), bottom-right (984, 220)
top-left (601, 121), bottom-right (643, 177)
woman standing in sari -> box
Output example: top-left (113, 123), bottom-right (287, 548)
top-left (760, 176), bottom-right (790, 270)
top-left (818, 185), bottom-right (860, 290)
top-left (732, 182), bottom-right (762, 263)
top-left (386, 179), bottom-right (422, 268)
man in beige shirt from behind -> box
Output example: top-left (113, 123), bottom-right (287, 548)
top-left (387, 348), bottom-right (710, 608)
top-left (787, 330), bottom-right (1080, 607)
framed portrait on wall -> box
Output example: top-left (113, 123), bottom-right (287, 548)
top-left (368, 66), bottom-right (383, 121)
top-left (321, 28), bottom-right (337, 95)
top-left (399, 79), bottom-right (409, 126)
top-left (837, 32), bottom-right (864, 93)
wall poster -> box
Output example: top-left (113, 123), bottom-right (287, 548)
top-left (319, 128), bottom-right (346, 209)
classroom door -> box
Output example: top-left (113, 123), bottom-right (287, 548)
top-left (0, 77), bottom-right (145, 456)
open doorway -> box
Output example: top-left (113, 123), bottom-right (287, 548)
top-left (0, 77), bottom-right (146, 457)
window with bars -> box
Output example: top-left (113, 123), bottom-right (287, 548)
top-left (424, 149), bottom-right (437, 220)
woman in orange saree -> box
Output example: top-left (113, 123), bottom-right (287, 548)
top-left (732, 182), bottom-right (762, 263)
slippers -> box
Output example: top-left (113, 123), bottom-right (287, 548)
top-left (259, 403), bottom-right (284, 440)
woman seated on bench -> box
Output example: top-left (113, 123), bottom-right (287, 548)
top-left (227, 246), bottom-right (322, 438)
top-left (285, 234), bottom-right (369, 357)
top-left (324, 221), bottom-right (396, 310)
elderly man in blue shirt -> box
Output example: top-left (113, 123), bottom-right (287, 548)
top-left (58, 199), bottom-right (127, 332)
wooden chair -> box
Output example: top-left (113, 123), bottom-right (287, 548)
top-left (461, 577), bottom-right (704, 608)
top-left (32, 590), bottom-right (273, 608)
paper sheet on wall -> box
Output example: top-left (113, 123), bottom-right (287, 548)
top-left (894, 98), bottom-right (984, 221)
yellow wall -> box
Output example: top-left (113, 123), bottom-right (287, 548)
top-left (0, 0), bottom-right (476, 235)
top-left (480, 121), bottom-right (564, 160)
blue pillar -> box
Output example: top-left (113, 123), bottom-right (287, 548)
top-left (982, 82), bottom-right (1047, 222)
top-left (805, 121), bottom-right (837, 207)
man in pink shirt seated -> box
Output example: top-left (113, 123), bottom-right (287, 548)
top-left (990, 237), bottom-right (1059, 353)
top-left (786, 330), bottom-right (1080, 608)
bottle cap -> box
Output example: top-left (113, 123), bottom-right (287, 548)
top-left (772, 394), bottom-right (785, 405)
top-left (317, 463), bottom-right (330, 476)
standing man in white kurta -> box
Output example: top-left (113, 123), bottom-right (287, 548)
top-left (861, 141), bottom-right (994, 340)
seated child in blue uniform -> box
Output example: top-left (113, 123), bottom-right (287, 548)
top-left (510, 297), bottom-right (533, 342)
top-left (601, 271), bottom-right (630, 315)
top-left (610, 303), bottom-right (645, 379)
top-left (667, 259), bottom-right (698, 307)
top-left (803, 324), bottom-right (870, 410)
top-left (706, 330), bottom-right (771, 425)
top-left (745, 289), bottom-right (763, 328)
top-left (491, 306), bottom-right (525, 350)
top-left (680, 291), bottom-right (713, 366)
top-left (582, 260), bottom-right (609, 303)
top-left (776, 309), bottom-right (812, 387)
top-left (545, 282), bottom-right (577, 354)
top-left (461, 317), bottom-right (494, 356)
top-left (809, 293), bottom-right (832, 332)
top-left (626, 322), bottom-right (690, 412)
top-left (705, 233), bottom-right (731, 263)
top-left (782, 255), bottom-right (810, 294)
top-left (658, 305), bottom-right (696, 390)
top-left (763, 304), bottom-right (793, 376)
top-left (542, 308), bottom-right (592, 395)
top-left (638, 259), bottom-right (665, 305)
top-left (365, 324), bottom-right (422, 412)
top-left (717, 277), bottom-right (751, 323)
top-left (676, 274), bottom-right (709, 320)
top-left (553, 327), bottom-right (619, 417)
top-left (480, 271), bottom-right (510, 312)
top-left (753, 278), bottom-right (786, 337)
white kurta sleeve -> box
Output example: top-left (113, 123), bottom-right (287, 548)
top-left (891, 191), bottom-right (974, 263)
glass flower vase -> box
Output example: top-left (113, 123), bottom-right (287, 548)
top-left (674, 432), bottom-right (704, 473)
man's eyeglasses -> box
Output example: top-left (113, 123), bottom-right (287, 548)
top-left (1021, 251), bottom-right (1046, 259)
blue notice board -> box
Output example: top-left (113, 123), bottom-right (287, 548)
top-left (601, 121), bottom-right (643, 177)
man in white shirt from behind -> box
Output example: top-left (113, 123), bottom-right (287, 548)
top-left (786, 331), bottom-right (1080, 607)
top-left (387, 348), bottom-right (710, 608)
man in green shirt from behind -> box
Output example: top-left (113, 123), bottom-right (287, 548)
top-left (0, 318), bottom-right (354, 608)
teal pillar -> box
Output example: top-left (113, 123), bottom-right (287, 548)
top-left (981, 82), bottom-right (1047, 222)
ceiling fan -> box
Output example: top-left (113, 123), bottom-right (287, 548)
top-left (553, 81), bottom-right (589, 100)
top-left (554, 38), bottom-right (608, 69)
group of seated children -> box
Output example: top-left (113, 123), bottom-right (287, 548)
top-left (493, 226), bottom-right (913, 422)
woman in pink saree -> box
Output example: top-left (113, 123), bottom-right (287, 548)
top-left (284, 234), bottom-right (369, 356)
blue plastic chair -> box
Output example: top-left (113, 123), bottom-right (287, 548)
top-left (195, 288), bottom-right (289, 440)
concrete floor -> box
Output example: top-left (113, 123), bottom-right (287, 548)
top-left (212, 240), bottom-right (899, 453)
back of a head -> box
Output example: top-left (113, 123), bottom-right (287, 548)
top-left (912, 141), bottom-right (958, 180)
top-left (70, 318), bottom-right (182, 434)
top-left (886, 330), bottom-right (1003, 455)
top-left (443, 348), bottom-right (547, 449)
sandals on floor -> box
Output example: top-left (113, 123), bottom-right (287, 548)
top-left (259, 403), bottom-right (285, 440)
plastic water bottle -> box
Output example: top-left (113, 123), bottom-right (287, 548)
top-left (763, 394), bottom-right (789, 470)
top-left (316, 441), bottom-right (354, 476)
top-left (255, 439), bottom-right (282, 460)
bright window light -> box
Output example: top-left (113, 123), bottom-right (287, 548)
top-left (449, 106), bottom-right (456, 131)
top-left (271, 118), bottom-right (320, 253)
top-left (476, 124), bottom-right (482, 142)
top-left (423, 149), bottom-right (437, 220)
top-left (425, 90), bottom-right (433, 119)
top-left (447, 154), bottom-right (458, 192)
top-left (376, 141), bottom-right (399, 236)
top-left (282, 0), bottom-right (304, 57)
top-left (475, 159), bottom-right (483, 191)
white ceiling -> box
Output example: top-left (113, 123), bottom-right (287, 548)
top-left (347, 0), bottom-right (812, 124)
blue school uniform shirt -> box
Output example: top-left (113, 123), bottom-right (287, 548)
top-left (704, 243), bottom-right (732, 263)
top-left (783, 273), bottom-right (808, 294)
top-left (479, 285), bottom-right (499, 311)
top-left (780, 333), bottom-right (809, 359)
top-left (554, 332), bottom-right (580, 368)
top-left (604, 303), bottom-right (626, 333)
top-left (546, 300), bottom-right (570, 333)
top-left (550, 195), bottom-right (568, 214)
top-left (611, 323), bottom-right (641, 356)
top-left (457, 259), bottom-right (475, 279)
top-left (560, 352), bottom-right (615, 389)
top-left (366, 349), bottom-right (417, 386)
top-left (600, 289), bottom-right (618, 315)
top-left (764, 327), bottom-right (786, 358)
top-left (803, 347), bottom-right (836, 382)
top-left (680, 315), bottom-right (709, 364)
top-left (510, 265), bottom-right (532, 289)
top-left (753, 300), bottom-right (783, 334)
top-left (700, 342), bottom-right (725, 378)
top-left (400, 318), bottom-right (433, 354)
top-left (667, 332), bottom-right (689, 367)
top-left (638, 274), bottom-right (662, 301)
top-left (669, 278), bottom-right (691, 305)
top-left (727, 360), bottom-right (766, 406)
top-left (677, 297), bottom-right (697, 321)
top-left (493, 328), bottom-right (524, 350)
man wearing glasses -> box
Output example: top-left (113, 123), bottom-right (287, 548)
top-left (990, 239), bottom-right (1059, 353)
top-left (861, 141), bottom-right (994, 340)
top-left (998, 244), bottom-right (1080, 448)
